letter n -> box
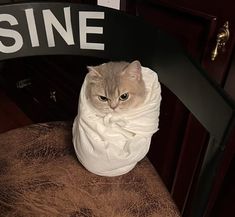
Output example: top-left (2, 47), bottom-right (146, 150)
top-left (43, 7), bottom-right (74, 47)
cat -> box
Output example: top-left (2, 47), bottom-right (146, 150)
top-left (85, 60), bottom-right (146, 114)
top-left (73, 60), bottom-right (161, 176)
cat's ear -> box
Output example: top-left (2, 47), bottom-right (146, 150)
top-left (123, 60), bottom-right (142, 80)
top-left (87, 66), bottom-right (102, 78)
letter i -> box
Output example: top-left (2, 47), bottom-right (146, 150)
top-left (25, 8), bottom-right (39, 47)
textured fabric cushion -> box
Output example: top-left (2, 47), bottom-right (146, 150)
top-left (0, 122), bottom-right (180, 217)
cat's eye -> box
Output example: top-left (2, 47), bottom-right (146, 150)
top-left (119, 93), bottom-right (129, 101)
top-left (98, 95), bottom-right (108, 102)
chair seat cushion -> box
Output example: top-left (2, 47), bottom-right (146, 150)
top-left (0, 121), bottom-right (180, 217)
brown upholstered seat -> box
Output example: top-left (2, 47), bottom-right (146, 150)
top-left (0, 121), bottom-right (180, 217)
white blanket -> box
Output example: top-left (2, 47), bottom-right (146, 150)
top-left (72, 66), bottom-right (161, 176)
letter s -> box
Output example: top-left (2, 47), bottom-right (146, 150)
top-left (0, 14), bottom-right (23, 53)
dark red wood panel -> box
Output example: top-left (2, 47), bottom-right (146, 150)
top-left (135, 1), bottom-right (217, 61)
top-left (203, 127), bottom-right (235, 217)
top-left (171, 115), bottom-right (208, 214)
top-left (210, 156), bottom-right (235, 217)
top-left (224, 49), bottom-right (235, 100)
top-left (0, 88), bottom-right (32, 133)
top-left (148, 85), bottom-right (189, 189)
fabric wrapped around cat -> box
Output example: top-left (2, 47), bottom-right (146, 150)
top-left (73, 64), bottom-right (161, 177)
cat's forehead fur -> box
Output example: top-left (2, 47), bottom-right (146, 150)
top-left (95, 61), bottom-right (129, 79)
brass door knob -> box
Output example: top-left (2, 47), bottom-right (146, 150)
top-left (211, 21), bottom-right (230, 61)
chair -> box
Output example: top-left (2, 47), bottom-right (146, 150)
top-left (0, 2), bottom-right (234, 217)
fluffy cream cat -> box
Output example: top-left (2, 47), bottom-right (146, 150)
top-left (85, 60), bottom-right (146, 114)
top-left (73, 60), bottom-right (161, 176)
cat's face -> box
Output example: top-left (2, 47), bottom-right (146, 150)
top-left (85, 60), bottom-right (146, 114)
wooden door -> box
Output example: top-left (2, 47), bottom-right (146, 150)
top-left (123, 0), bottom-right (235, 217)
top-left (126, 0), bottom-right (234, 84)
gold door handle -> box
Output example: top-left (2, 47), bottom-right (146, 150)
top-left (211, 21), bottom-right (230, 61)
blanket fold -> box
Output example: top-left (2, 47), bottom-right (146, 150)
top-left (73, 66), bottom-right (161, 176)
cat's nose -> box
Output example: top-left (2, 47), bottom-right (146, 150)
top-left (109, 102), bottom-right (118, 110)
top-left (110, 105), bottom-right (118, 110)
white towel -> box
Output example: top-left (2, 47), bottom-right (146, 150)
top-left (72, 66), bottom-right (161, 176)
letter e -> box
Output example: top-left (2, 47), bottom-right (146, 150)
top-left (79, 11), bottom-right (104, 50)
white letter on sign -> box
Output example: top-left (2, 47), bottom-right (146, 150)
top-left (43, 7), bottom-right (74, 47)
top-left (0, 14), bottom-right (23, 53)
top-left (25, 8), bottom-right (39, 47)
top-left (79, 11), bottom-right (104, 50)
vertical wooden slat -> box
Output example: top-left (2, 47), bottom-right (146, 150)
top-left (171, 114), bottom-right (208, 214)
top-left (204, 127), bottom-right (235, 217)
top-left (148, 85), bottom-right (189, 189)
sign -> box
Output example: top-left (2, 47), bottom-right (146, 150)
top-left (0, 2), bottom-right (154, 62)
top-left (0, 8), bottom-right (104, 53)
top-left (0, 3), bottom-right (111, 60)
